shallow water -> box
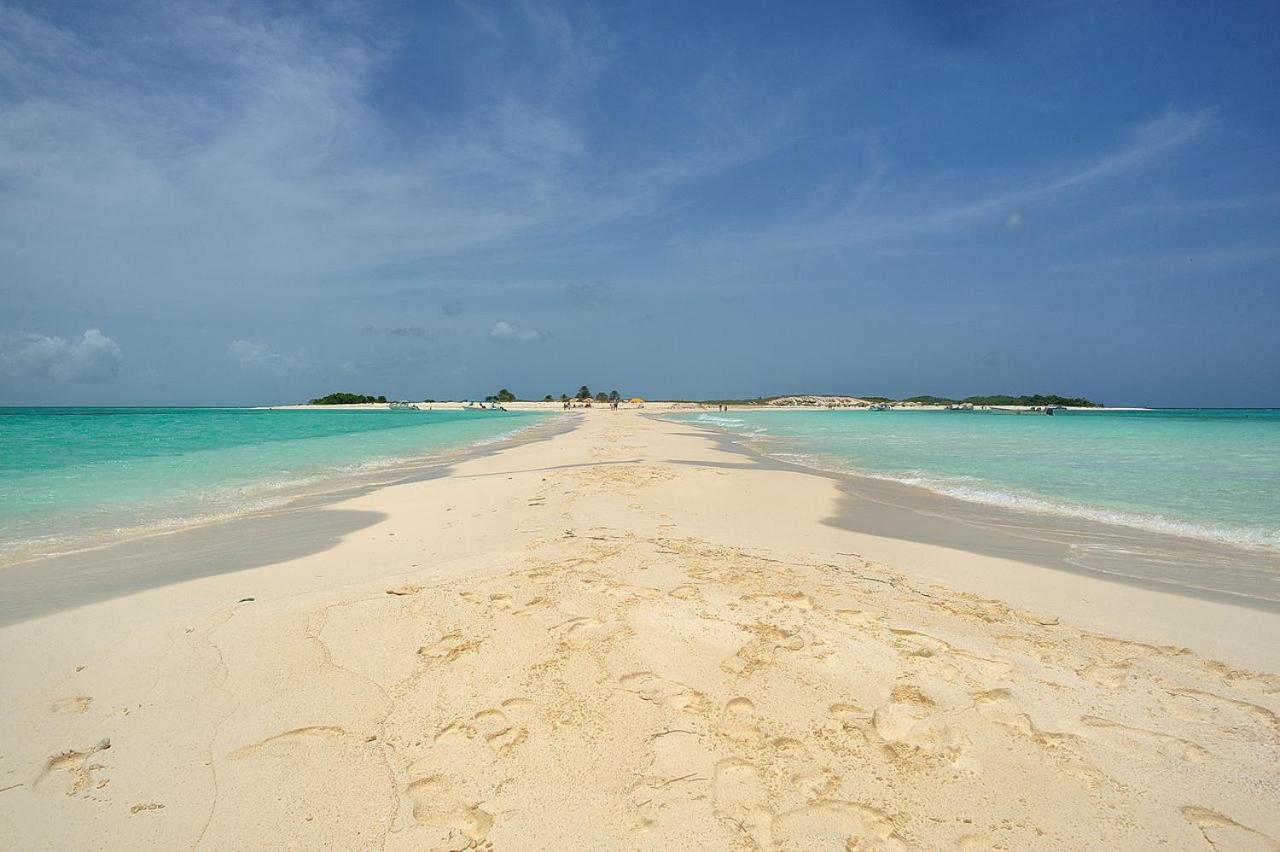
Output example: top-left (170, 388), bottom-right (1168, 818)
top-left (0, 407), bottom-right (547, 564)
top-left (680, 408), bottom-right (1280, 553)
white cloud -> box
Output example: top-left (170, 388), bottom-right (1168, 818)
top-left (1005, 210), bottom-right (1025, 229)
top-left (0, 1), bottom-right (798, 326)
top-left (489, 320), bottom-right (543, 343)
top-left (227, 339), bottom-right (302, 373)
top-left (0, 328), bottom-right (123, 383)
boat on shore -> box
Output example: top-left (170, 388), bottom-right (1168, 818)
top-left (985, 405), bottom-right (1061, 416)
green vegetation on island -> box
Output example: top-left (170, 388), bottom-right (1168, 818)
top-left (961, 394), bottom-right (1100, 407)
top-left (309, 392), bottom-right (387, 405)
top-left (695, 393), bottom-right (1103, 407)
top-left (902, 394), bottom-right (1102, 407)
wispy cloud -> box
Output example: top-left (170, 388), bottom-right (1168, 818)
top-left (862, 109), bottom-right (1213, 238)
top-left (227, 340), bottom-right (304, 374)
top-left (680, 108), bottom-right (1214, 265)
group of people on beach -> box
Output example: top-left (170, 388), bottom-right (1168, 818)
top-left (562, 399), bottom-right (622, 410)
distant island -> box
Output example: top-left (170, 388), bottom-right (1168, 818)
top-left (902, 394), bottom-right (1100, 407)
top-left (304, 390), bottom-right (1101, 408)
top-left (309, 392), bottom-right (388, 405)
top-left (701, 394), bottom-right (1103, 408)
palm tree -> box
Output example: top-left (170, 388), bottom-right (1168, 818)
top-left (576, 385), bottom-right (591, 400)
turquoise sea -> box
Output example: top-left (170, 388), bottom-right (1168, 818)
top-left (0, 407), bottom-right (547, 565)
top-left (681, 409), bottom-right (1280, 554)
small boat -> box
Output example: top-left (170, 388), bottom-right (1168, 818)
top-left (389, 401), bottom-right (420, 410)
top-left (869, 402), bottom-right (892, 411)
top-left (945, 403), bottom-right (974, 411)
top-left (988, 406), bottom-right (1054, 416)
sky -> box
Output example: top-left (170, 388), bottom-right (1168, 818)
top-left (1, 0), bottom-right (1278, 406)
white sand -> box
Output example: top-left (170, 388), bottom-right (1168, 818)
top-left (1, 410), bottom-right (1277, 850)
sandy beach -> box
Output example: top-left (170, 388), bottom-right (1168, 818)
top-left (2, 409), bottom-right (1278, 850)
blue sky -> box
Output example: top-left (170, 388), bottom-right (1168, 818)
top-left (1, 0), bottom-right (1278, 406)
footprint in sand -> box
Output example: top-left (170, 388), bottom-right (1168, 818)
top-left (470, 708), bottom-right (528, 754)
top-left (722, 623), bottom-right (807, 676)
top-left (434, 699), bottom-right (536, 760)
top-left (828, 702), bottom-right (868, 724)
top-left (418, 631), bottom-right (483, 663)
top-left (667, 584), bottom-right (700, 601)
top-left (548, 616), bottom-right (620, 647)
top-left (50, 696), bottom-right (92, 714)
top-left (618, 672), bottom-right (710, 714)
top-left (628, 729), bottom-right (712, 836)
top-left (741, 590), bottom-right (815, 615)
top-left (129, 802), bottom-right (166, 814)
top-left (871, 685), bottom-right (969, 763)
top-left (230, 726), bottom-right (349, 759)
top-left (1079, 715), bottom-right (1210, 763)
top-left (772, 800), bottom-right (905, 852)
top-left (513, 595), bottom-right (552, 616)
top-left (712, 758), bottom-right (772, 844)
top-left (768, 736), bottom-right (837, 800)
top-left (36, 738), bottom-right (111, 796)
top-left (405, 775), bottom-right (493, 849)
top-left (833, 609), bottom-right (885, 629)
top-left (1181, 805), bottom-right (1279, 851)
top-left (718, 697), bottom-right (764, 747)
top-left (459, 591), bottom-right (513, 611)
top-left (1078, 659), bottom-right (1132, 689)
top-left (888, 629), bottom-right (1013, 684)
top-left (1161, 687), bottom-right (1279, 740)
top-left (972, 689), bottom-right (1106, 788)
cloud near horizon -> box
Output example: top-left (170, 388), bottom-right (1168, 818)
top-left (227, 340), bottom-right (304, 375)
top-left (0, 329), bottom-right (123, 383)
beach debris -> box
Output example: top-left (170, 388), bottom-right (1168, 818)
top-left (130, 802), bottom-right (165, 814)
top-left (386, 585), bottom-right (422, 596)
top-left (237, 597), bottom-right (255, 603)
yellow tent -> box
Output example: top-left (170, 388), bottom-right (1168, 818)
top-left (629, 397), bottom-right (645, 404)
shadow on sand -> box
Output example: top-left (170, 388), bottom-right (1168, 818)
top-left (0, 508), bottom-right (385, 626)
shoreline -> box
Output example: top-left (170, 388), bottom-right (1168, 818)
top-left (0, 410), bottom-right (572, 574)
top-left (2, 410), bottom-right (1277, 849)
top-left (667, 415), bottom-right (1280, 612)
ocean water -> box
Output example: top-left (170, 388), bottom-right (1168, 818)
top-left (0, 407), bottom-right (548, 565)
top-left (680, 409), bottom-right (1280, 554)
